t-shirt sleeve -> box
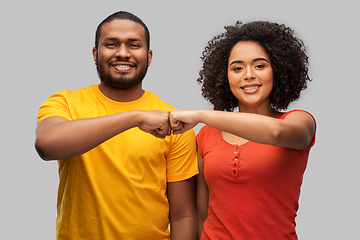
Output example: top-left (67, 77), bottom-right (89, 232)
top-left (37, 91), bottom-right (72, 124)
top-left (166, 129), bottom-right (198, 182)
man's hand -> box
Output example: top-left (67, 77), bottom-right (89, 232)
top-left (138, 111), bottom-right (171, 139)
top-left (169, 109), bottom-right (199, 135)
top-left (138, 110), bottom-right (200, 138)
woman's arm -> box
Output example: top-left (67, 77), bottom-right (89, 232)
top-left (170, 110), bottom-right (315, 150)
top-left (196, 150), bottom-right (208, 237)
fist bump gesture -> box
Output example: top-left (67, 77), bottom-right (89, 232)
top-left (138, 109), bottom-right (199, 139)
top-left (169, 109), bottom-right (199, 135)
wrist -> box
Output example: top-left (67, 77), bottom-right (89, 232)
top-left (130, 111), bottom-right (145, 128)
top-left (197, 110), bottom-right (207, 124)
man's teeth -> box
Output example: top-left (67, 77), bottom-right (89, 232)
top-left (116, 65), bottom-right (131, 67)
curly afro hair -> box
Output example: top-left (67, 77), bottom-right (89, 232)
top-left (197, 21), bottom-right (311, 111)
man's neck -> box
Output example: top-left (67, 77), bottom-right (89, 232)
top-left (98, 82), bottom-right (144, 102)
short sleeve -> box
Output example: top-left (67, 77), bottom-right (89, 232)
top-left (37, 91), bottom-right (72, 124)
top-left (166, 129), bottom-right (198, 182)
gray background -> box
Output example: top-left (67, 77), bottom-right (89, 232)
top-left (1, 0), bottom-right (358, 239)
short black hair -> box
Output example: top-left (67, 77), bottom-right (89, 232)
top-left (198, 21), bottom-right (311, 111)
top-left (95, 11), bottom-right (150, 50)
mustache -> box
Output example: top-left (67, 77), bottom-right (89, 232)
top-left (109, 58), bottom-right (136, 66)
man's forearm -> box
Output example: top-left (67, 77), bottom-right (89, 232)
top-left (35, 110), bottom-right (172, 160)
top-left (35, 111), bottom-right (143, 160)
top-left (170, 215), bottom-right (197, 240)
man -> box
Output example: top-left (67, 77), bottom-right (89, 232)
top-left (35, 11), bottom-right (198, 240)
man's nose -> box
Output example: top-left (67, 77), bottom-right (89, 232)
top-left (115, 45), bottom-right (131, 59)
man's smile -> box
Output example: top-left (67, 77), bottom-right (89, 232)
top-left (111, 62), bottom-right (135, 72)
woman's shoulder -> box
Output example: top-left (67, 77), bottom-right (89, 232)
top-left (198, 124), bottom-right (219, 135)
top-left (278, 109), bottom-right (315, 122)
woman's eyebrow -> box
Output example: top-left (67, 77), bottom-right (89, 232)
top-left (229, 60), bottom-right (243, 66)
top-left (253, 58), bottom-right (269, 62)
top-left (229, 58), bottom-right (269, 66)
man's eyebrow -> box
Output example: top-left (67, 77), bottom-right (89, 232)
top-left (128, 38), bottom-right (142, 42)
top-left (103, 37), bottom-right (118, 41)
top-left (229, 58), bottom-right (269, 66)
top-left (103, 37), bottom-right (142, 42)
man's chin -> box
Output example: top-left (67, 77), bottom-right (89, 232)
top-left (101, 77), bottom-right (142, 90)
top-left (97, 66), bottom-right (147, 90)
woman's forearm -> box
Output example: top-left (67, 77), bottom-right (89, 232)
top-left (197, 110), bottom-right (281, 145)
top-left (170, 109), bottom-right (315, 150)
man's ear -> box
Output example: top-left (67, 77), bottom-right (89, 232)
top-left (92, 47), bottom-right (97, 65)
top-left (147, 49), bottom-right (153, 67)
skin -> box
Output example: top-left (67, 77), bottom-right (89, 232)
top-left (169, 41), bottom-right (316, 234)
top-left (195, 151), bottom-right (208, 237)
top-left (35, 19), bottom-right (197, 240)
top-left (228, 41), bottom-right (274, 113)
top-left (93, 19), bottom-right (152, 101)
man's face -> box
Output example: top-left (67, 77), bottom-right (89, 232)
top-left (93, 19), bottom-right (152, 90)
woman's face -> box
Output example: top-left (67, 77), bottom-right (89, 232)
top-left (227, 41), bottom-right (273, 110)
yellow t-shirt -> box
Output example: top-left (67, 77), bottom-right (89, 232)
top-left (37, 85), bottom-right (198, 240)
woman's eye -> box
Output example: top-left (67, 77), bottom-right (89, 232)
top-left (234, 67), bottom-right (243, 71)
top-left (255, 64), bottom-right (264, 69)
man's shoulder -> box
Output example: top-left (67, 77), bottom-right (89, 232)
top-left (47, 85), bottom-right (98, 105)
top-left (49, 85), bottom-right (94, 98)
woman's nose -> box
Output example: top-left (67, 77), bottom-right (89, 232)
top-left (243, 67), bottom-right (255, 80)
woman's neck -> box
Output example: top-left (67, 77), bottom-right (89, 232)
top-left (238, 103), bottom-right (279, 118)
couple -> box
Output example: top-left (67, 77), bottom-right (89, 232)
top-left (35, 11), bottom-right (316, 240)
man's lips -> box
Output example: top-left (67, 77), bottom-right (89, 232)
top-left (111, 62), bottom-right (135, 72)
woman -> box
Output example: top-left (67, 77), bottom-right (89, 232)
top-left (170, 21), bottom-right (316, 239)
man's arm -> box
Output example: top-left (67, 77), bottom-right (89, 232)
top-left (196, 151), bottom-right (208, 237)
top-left (35, 110), bottom-right (171, 160)
top-left (167, 176), bottom-right (197, 240)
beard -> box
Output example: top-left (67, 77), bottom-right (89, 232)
top-left (96, 56), bottom-right (149, 90)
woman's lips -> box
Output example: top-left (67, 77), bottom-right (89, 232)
top-left (241, 84), bottom-right (261, 94)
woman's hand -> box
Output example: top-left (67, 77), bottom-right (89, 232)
top-left (170, 109), bottom-right (200, 135)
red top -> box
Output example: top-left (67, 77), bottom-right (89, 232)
top-left (197, 110), bottom-right (316, 240)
